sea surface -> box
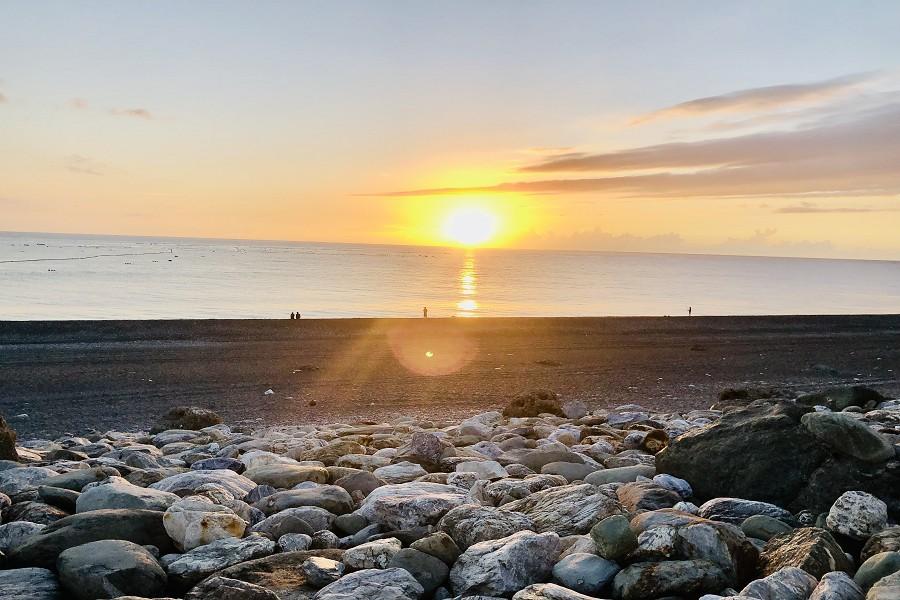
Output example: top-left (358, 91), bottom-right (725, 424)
top-left (2, 232), bottom-right (899, 319)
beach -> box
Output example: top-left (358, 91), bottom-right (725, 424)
top-left (3, 314), bottom-right (899, 438)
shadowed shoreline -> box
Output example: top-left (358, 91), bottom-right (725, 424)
top-left (2, 315), bottom-right (899, 437)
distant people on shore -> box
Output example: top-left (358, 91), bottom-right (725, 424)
top-left (688, 306), bottom-right (692, 316)
top-left (423, 306), bottom-right (428, 318)
top-left (290, 312), bottom-right (295, 320)
top-left (296, 310), bottom-right (301, 319)
top-left (289, 312), bottom-right (301, 320)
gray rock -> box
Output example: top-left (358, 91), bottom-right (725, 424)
top-left (0, 567), bottom-right (61, 600)
top-left (810, 571), bottom-right (863, 600)
top-left (373, 462), bottom-right (429, 484)
top-left (302, 556), bottom-right (345, 588)
top-left (590, 514), bottom-right (638, 561)
top-left (185, 575), bottom-right (279, 600)
top-left (254, 485), bottom-right (354, 515)
top-left (741, 515), bottom-right (794, 541)
top-left (57, 539), bottom-right (167, 600)
top-left (333, 512), bottom-right (368, 535)
top-left (390, 547), bottom-right (450, 593)
top-left (801, 412), bottom-right (895, 463)
top-left (151, 406), bottom-right (222, 433)
top-left (1, 500), bottom-right (69, 525)
top-left (513, 583), bottom-right (598, 600)
top-left (449, 530), bottom-right (561, 597)
top-left (551, 552), bottom-right (620, 595)
top-left (343, 537), bottom-right (402, 569)
top-left (867, 571), bottom-right (900, 600)
top-left (150, 470), bottom-right (256, 498)
top-left (439, 504), bottom-right (535, 549)
top-left (249, 508), bottom-right (316, 538)
top-left (740, 566), bottom-right (819, 600)
top-left (540, 462), bottom-right (600, 482)
top-left (314, 567), bottom-right (424, 600)
top-left (277, 532), bottom-right (312, 551)
top-left (854, 552), bottom-right (900, 590)
top-left (826, 491), bottom-right (888, 540)
top-left (760, 527), bottom-right (853, 579)
top-left (75, 476), bottom-right (180, 512)
top-left (355, 482), bottom-right (469, 530)
top-left (653, 474), bottom-right (693, 499)
top-left (455, 460), bottom-right (509, 480)
top-left (334, 471), bottom-right (386, 497)
top-left (311, 529), bottom-right (341, 549)
top-left (500, 483), bottom-right (621, 536)
top-left (166, 535), bottom-right (276, 587)
top-left (37, 486), bottom-right (80, 512)
top-left (612, 559), bottom-right (730, 600)
top-left (0, 467), bottom-right (58, 498)
top-left (617, 482), bottom-right (681, 512)
top-left (0, 521), bottom-right (46, 553)
top-left (583, 465), bottom-right (655, 485)
top-left (42, 468), bottom-right (117, 492)
top-left (483, 474), bottom-right (566, 504)
top-left (699, 497), bottom-right (794, 525)
top-left (410, 531), bottom-right (461, 565)
top-left (190, 458), bottom-right (245, 473)
top-left (862, 527), bottom-right (900, 562)
top-left (244, 464), bottom-right (329, 488)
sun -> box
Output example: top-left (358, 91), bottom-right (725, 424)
top-left (442, 207), bottom-right (498, 246)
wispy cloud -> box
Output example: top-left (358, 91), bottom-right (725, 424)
top-left (65, 154), bottom-right (104, 176)
top-left (69, 98), bottom-right (88, 110)
top-left (775, 202), bottom-right (900, 214)
top-left (631, 72), bottom-right (875, 124)
top-left (109, 107), bottom-right (152, 119)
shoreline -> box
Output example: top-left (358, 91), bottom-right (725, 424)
top-left (3, 315), bottom-right (900, 437)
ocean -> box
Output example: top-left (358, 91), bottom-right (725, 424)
top-left (2, 231), bottom-right (899, 320)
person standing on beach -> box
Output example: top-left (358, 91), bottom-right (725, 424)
top-left (295, 310), bottom-right (301, 319)
top-left (423, 306), bottom-right (428, 318)
top-left (688, 306), bottom-right (692, 316)
top-left (290, 312), bottom-right (295, 320)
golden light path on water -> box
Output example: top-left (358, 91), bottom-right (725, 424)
top-left (456, 251), bottom-right (478, 317)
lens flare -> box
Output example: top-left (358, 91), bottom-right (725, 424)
top-left (442, 207), bottom-right (498, 246)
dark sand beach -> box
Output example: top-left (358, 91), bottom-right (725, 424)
top-left (2, 315), bottom-right (899, 437)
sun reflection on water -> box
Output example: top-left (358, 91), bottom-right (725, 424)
top-left (456, 252), bottom-right (479, 316)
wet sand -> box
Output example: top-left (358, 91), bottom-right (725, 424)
top-left (1, 315), bottom-right (899, 437)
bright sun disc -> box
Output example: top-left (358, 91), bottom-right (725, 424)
top-left (442, 207), bottom-right (498, 246)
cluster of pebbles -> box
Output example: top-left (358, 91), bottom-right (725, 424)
top-left (0, 387), bottom-right (898, 600)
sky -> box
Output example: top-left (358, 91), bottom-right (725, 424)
top-left (2, 1), bottom-right (900, 259)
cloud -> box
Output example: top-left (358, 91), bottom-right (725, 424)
top-left (631, 72), bottom-right (875, 124)
top-left (520, 228), bottom-right (686, 253)
top-left (110, 107), bottom-right (152, 119)
top-left (774, 202), bottom-right (900, 214)
top-left (371, 99), bottom-right (900, 200)
top-left (65, 154), bottom-right (104, 176)
top-left (69, 98), bottom-right (88, 110)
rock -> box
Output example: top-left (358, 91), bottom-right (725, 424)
top-left (810, 571), bottom-right (864, 600)
top-left (373, 462), bottom-right (428, 484)
top-left (513, 583), bottom-right (597, 600)
top-left (503, 390), bottom-right (564, 418)
top-left (797, 386), bottom-right (885, 412)
top-left (512, 449), bottom-right (586, 473)
top-left (162, 497), bottom-right (246, 551)
top-left (500, 483), bottom-right (621, 536)
top-left (449, 530), bottom-right (561, 596)
top-left (343, 537), bottom-right (402, 569)
top-left (612, 559), bottom-right (730, 600)
top-left (250, 507), bottom-right (325, 538)
top-left (583, 465), bottom-right (656, 485)
top-left (0, 567), bottom-right (61, 600)
top-left (166, 535), bottom-right (276, 587)
top-left (355, 482), bottom-right (469, 530)
top-left (314, 567), bottom-right (424, 600)
top-left (590, 514), bottom-right (638, 561)
top-left (760, 527), bottom-right (854, 578)
top-left (277, 532), bottom-right (312, 551)
top-left (0, 466), bottom-right (58, 498)
top-left (38, 486), bottom-right (79, 512)
top-left (699, 497), bottom-right (795, 525)
top-left (195, 549), bottom-right (344, 599)
top-left (333, 512), bottom-right (368, 534)
top-left (255, 485), bottom-right (354, 515)
top-left (455, 460), bottom-right (509, 480)
top-left (75, 476), bottom-right (180, 512)
top-left (0, 521), bottom-right (46, 553)
top-left (2, 500), bottom-right (68, 525)
top-left (244, 464), bottom-right (329, 488)
top-left (862, 527), bottom-right (900, 562)
top-left (150, 470), bottom-right (256, 498)
top-left (854, 552), bottom-right (900, 590)
top-left (652, 473), bottom-right (693, 499)
top-left (151, 406), bottom-right (222, 434)
top-left (561, 399), bottom-right (589, 419)
top-left (310, 530), bottom-right (340, 549)
top-left (302, 556), bottom-right (344, 588)
top-left (8, 509), bottom-right (175, 569)
top-left (868, 571), bottom-right (900, 599)
top-left (410, 532), bottom-right (461, 565)
top-left (826, 491), bottom-right (888, 540)
top-left (484, 474), bottom-right (566, 504)
top-left (617, 482), bottom-right (681, 512)
top-left (185, 576), bottom-right (280, 600)
top-left (191, 457), bottom-right (245, 473)
top-left (801, 412), bottom-right (895, 463)
top-left (334, 471), bottom-right (385, 497)
top-left (41, 468), bottom-right (118, 492)
top-left (395, 432), bottom-right (453, 469)
top-left (294, 440), bottom-right (366, 465)
top-left (741, 515), bottom-right (794, 541)
top-left (740, 566), bottom-right (819, 600)
top-left (551, 552), bottom-right (620, 595)
top-left (439, 504), bottom-right (535, 550)
top-left (56, 539), bottom-right (167, 600)
top-left (0, 415), bottom-right (18, 461)
top-left (389, 547), bottom-right (450, 593)
top-left (540, 462), bottom-right (600, 482)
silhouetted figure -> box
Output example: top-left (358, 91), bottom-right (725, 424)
top-left (295, 310), bottom-right (301, 319)
top-left (423, 306), bottom-right (428, 318)
top-left (290, 312), bottom-right (295, 320)
top-left (688, 306), bottom-right (692, 316)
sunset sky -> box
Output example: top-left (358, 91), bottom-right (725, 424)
top-left (2, 1), bottom-right (900, 259)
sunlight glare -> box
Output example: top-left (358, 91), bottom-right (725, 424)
top-left (442, 207), bottom-right (498, 246)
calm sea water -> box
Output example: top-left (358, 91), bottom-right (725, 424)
top-left (2, 232), bottom-right (899, 319)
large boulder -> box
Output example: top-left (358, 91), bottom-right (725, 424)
top-left (760, 527), bottom-right (854, 578)
top-left (75, 476), bottom-right (180, 512)
top-left (449, 530), bottom-right (561, 596)
top-left (612, 559), bottom-right (730, 600)
top-left (389, 548), bottom-right (450, 594)
top-left (0, 567), bottom-right (61, 600)
top-left (149, 470), bottom-right (256, 498)
top-left (254, 485), bottom-right (354, 515)
top-left (500, 483), bottom-right (621, 536)
top-left (0, 466), bottom-right (59, 499)
top-left (7, 509), bottom-right (175, 569)
top-left (314, 568), bottom-right (423, 600)
top-left (56, 539), bottom-right (167, 600)
top-left (166, 535), bottom-right (276, 588)
top-left (796, 386), bottom-right (885, 411)
top-left (801, 412), bottom-right (895, 463)
top-left (439, 504), bottom-right (535, 549)
top-left (151, 406), bottom-right (222, 433)
top-left (0, 414), bottom-right (18, 461)
top-left (355, 482), bottom-right (469, 530)
top-left (503, 390), bottom-right (564, 418)
top-left (740, 566), bottom-right (819, 600)
top-left (163, 497), bottom-right (246, 551)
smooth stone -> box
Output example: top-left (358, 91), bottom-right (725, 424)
top-left (513, 583), bottom-right (597, 600)
top-left (801, 412), bottom-right (895, 463)
top-left (254, 485), bottom-right (354, 515)
top-left (0, 567), bottom-right (62, 600)
top-left (826, 491), bottom-right (888, 540)
top-left (741, 515), bottom-right (794, 541)
top-left (314, 567), bottom-right (424, 600)
top-left (438, 504), bottom-right (535, 550)
top-left (190, 457), bottom-right (245, 473)
top-left (583, 465), bottom-right (655, 485)
top-left (42, 468), bottom-right (119, 492)
top-left (0, 467), bottom-right (59, 498)
top-left (302, 556), bottom-right (344, 588)
top-left (551, 552), bottom-right (620, 595)
top-left (862, 527), bottom-right (900, 562)
top-left (500, 483), bottom-right (622, 536)
top-left (185, 575), bottom-right (279, 600)
top-left (56, 539), bottom-right (167, 600)
top-left (277, 532), bottom-right (312, 551)
top-left (590, 514), bottom-right (638, 560)
top-left (612, 559), bottom-right (730, 600)
top-left (0, 521), bottom-right (46, 553)
top-left (343, 537), bottom-right (402, 569)
top-left (653, 474), bottom-right (693, 499)
top-left (75, 476), bottom-right (180, 513)
top-left (373, 462), bottom-right (428, 484)
top-left (249, 507), bottom-right (323, 538)
top-left (149, 470), bottom-right (256, 498)
top-left (540, 461), bottom-right (600, 482)
top-left (410, 531), bottom-right (461, 565)
top-left (854, 552), bottom-right (900, 590)
top-left (244, 464), bottom-right (329, 488)
top-left (389, 547), bottom-right (450, 593)
top-left (698, 497), bottom-right (794, 525)
top-left (740, 566), bottom-right (819, 600)
top-left (449, 530), bottom-right (561, 597)
top-left (483, 474), bottom-right (566, 504)
top-left (455, 460), bottom-right (509, 480)
top-left (617, 482), bottom-right (681, 512)
top-left (162, 497), bottom-right (246, 552)
top-left (151, 406), bottom-right (222, 433)
top-left (334, 471), bottom-right (386, 497)
top-left (37, 486), bottom-right (80, 512)
top-left (355, 482), bottom-right (469, 530)
top-left (166, 535), bottom-right (276, 587)
top-left (760, 527), bottom-right (854, 579)
top-left (868, 571), bottom-right (900, 599)
top-left (333, 512), bottom-right (368, 535)
top-left (810, 571), bottom-right (863, 600)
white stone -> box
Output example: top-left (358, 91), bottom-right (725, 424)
top-left (355, 482), bottom-right (469, 530)
top-left (150, 469), bottom-right (256, 498)
top-left (162, 496), bottom-right (247, 551)
top-left (166, 535), bottom-right (275, 586)
top-left (75, 476), bottom-right (180, 512)
top-left (0, 467), bottom-right (58, 498)
top-left (342, 537), bottom-right (402, 569)
top-left (826, 491), bottom-right (888, 540)
top-left (373, 461), bottom-right (428, 484)
top-left (455, 460), bottom-right (508, 480)
top-left (500, 483), bottom-right (622, 536)
top-left (0, 522), bottom-right (46, 554)
top-left (314, 567), bottom-right (423, 600)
